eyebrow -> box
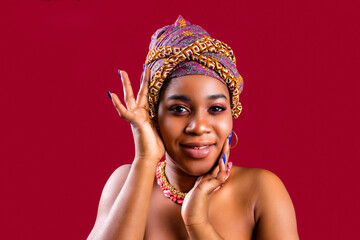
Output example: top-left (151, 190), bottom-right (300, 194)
top-left (166, 94), bottom-right (228, 102)
top-left (167, 95), bottom-right (191, 102)
top-left (207, 94), bottom-right (228, 100)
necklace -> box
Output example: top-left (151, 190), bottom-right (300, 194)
top-left (155, 160), bottom-right (233, 205)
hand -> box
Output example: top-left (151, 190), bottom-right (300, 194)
top-left (109, 67), bottom-right (165, 162)
top-left (181, 136), bottom-right (231, 228)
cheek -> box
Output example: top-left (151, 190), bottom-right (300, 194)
top-left (159, 119), bottom-right (175, 142)
top-left (158, 113), bottom-right (184, 146)
top-left (215, 115), bottom-right (233, 141)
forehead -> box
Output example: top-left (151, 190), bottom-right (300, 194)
top-left (160, 75), bottom-right (229, 100)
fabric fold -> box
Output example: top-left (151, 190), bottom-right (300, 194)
top-left (145, 15), bottom-right (243, 118)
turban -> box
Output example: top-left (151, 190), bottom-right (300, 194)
top-left (145, 16), bottom-right (243, 118)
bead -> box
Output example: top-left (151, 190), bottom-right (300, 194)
top-left (155, 160), bottom-right (233, 205)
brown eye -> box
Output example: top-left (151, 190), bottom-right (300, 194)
top-left (209, 106), bottom-right (226, 113)
top-left (169, 105), bottom-right (189, 113)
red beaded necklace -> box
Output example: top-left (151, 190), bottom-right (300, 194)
top-left (155, 160), bottom-right (233, 205)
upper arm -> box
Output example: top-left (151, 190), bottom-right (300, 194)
top-left (87, 164), bottom-right (131, 239)
top-left (253, 169), bottom-right (299, 240)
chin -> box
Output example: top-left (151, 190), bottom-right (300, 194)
top-left (178, 156), bottom-right (219, 176)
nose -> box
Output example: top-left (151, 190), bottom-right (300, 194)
top-left (184, 111), bottom-right (211, 135)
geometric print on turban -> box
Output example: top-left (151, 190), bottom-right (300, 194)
top-left (145, 16), bottom-right (244, 119)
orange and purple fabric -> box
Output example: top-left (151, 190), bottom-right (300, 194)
top-left (145, 15), bottom-right (244, 119)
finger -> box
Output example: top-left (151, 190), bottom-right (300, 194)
top-left (209, 136), bottom-right (231, 180)
top-left (110, 92), bottom-right (133, 121)
top-left (202, 136), bottom-right (229, 181)
top-left (196, 163), bottom-right (224, 193)
top-left (194, 176), bottom-right (203, 187)
top-left (215, 155), bottom-right (227, 182)
top-left (220, 136), bottom-right (231, 171)
top-left (119, 70), bottom-right (137, 110)
top-left (192, 136), bottom-right (232, 194)
top-left (209, 163), bottom-right (220, 178)
top-left (137, 65), bottom-right (151, 108)
top-left (196, 173), bottom-right (225, 195)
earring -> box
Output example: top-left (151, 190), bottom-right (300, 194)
top-left (230, 131), bottom-right (238, 149)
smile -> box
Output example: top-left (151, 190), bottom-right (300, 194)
top-left (180, 143), bottom-right (215, 159)
top-left (185, 145), bottom-right (211, 150)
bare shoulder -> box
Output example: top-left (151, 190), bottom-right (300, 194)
top-left (236, 168), bottom-right (291, 211)
top-left (104, 164), bottom-right (132, 190)
top-left (230, 166), bottom-right (288, 195)
top-left (231, 165), bottom-right (281, 182)
top-left (87, 164), bottom-right (132, 239)
top-left (230, 166), bottom-right (299, 239)
top-left (100, 164), bottom-right (132, 204)
top-left (94, 164), bottom-right (132, 220)
top-left (87, 165), bottom-right (132, 239)
top-left (229, 166), bottom-right (284, 192)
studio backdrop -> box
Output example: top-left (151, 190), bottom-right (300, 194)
top-left (1, 0), bottom-right (359, 239)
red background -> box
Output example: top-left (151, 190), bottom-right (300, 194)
top-left (1, 0), bottom-right (359, 239)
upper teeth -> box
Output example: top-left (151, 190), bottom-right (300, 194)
top-left (189, 145), bottom-right (209, 149)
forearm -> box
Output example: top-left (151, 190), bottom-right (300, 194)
top-left (91, 158), bottom-right (158, 240)
top-left (186, 222), bottom-right (224, 240)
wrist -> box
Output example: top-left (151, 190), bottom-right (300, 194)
top-left (133, 156), bottom-right (161, 168)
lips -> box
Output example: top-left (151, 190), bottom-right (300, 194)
top-left (180, 142), bottom-right (215, 159)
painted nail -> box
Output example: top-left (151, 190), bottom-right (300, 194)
top-left (141, 64), bottom-right (145, 84)
top-left (118, 69), bottom-right (122, 80)
top-left (229, 131), bottom-right (233, 146)
top-left (107, 91), bottom-right (112, 100)
top-left (222, 154), bottom-right (226, 164)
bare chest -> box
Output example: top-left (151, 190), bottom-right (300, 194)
top-left (144, 184), bottom-right (255, 240)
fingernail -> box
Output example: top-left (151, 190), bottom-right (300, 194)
top-left (117, 69), bottom-right (122, 80)
top-left (229, 132), bottom-right (233, 146)
top-left (141, 64), bottom-right (145, 84)
top-left (107, 91), bottom-right (112, 100)
top-left (222, 154), bottom-right (226, 164)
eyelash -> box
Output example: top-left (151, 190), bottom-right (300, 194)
top-left (168, 105), bottom-right (227, 114)
top-left (168, 105), bottom-right (189, 114)
top-left (209, 106), bottom-right (227, 113)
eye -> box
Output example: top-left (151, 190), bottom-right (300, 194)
top-left (168, 105), bottom-right (190, 114)
top-left (209, 105), bottom-right (227, 113)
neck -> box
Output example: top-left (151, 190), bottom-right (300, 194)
top-left (164, 154), bottom-right (198, 193)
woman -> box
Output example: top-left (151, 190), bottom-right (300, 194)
top-left (88, 16), bottom-right (299, 239)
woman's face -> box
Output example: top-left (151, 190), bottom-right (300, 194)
top-left (157, 75), bottom-right (233, 176)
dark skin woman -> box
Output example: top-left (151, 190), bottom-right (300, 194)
top-left (87, 67), bottom-right (299, 239)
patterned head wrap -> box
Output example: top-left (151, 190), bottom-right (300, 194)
top-left (145, 16), bottom-right (244, 118)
